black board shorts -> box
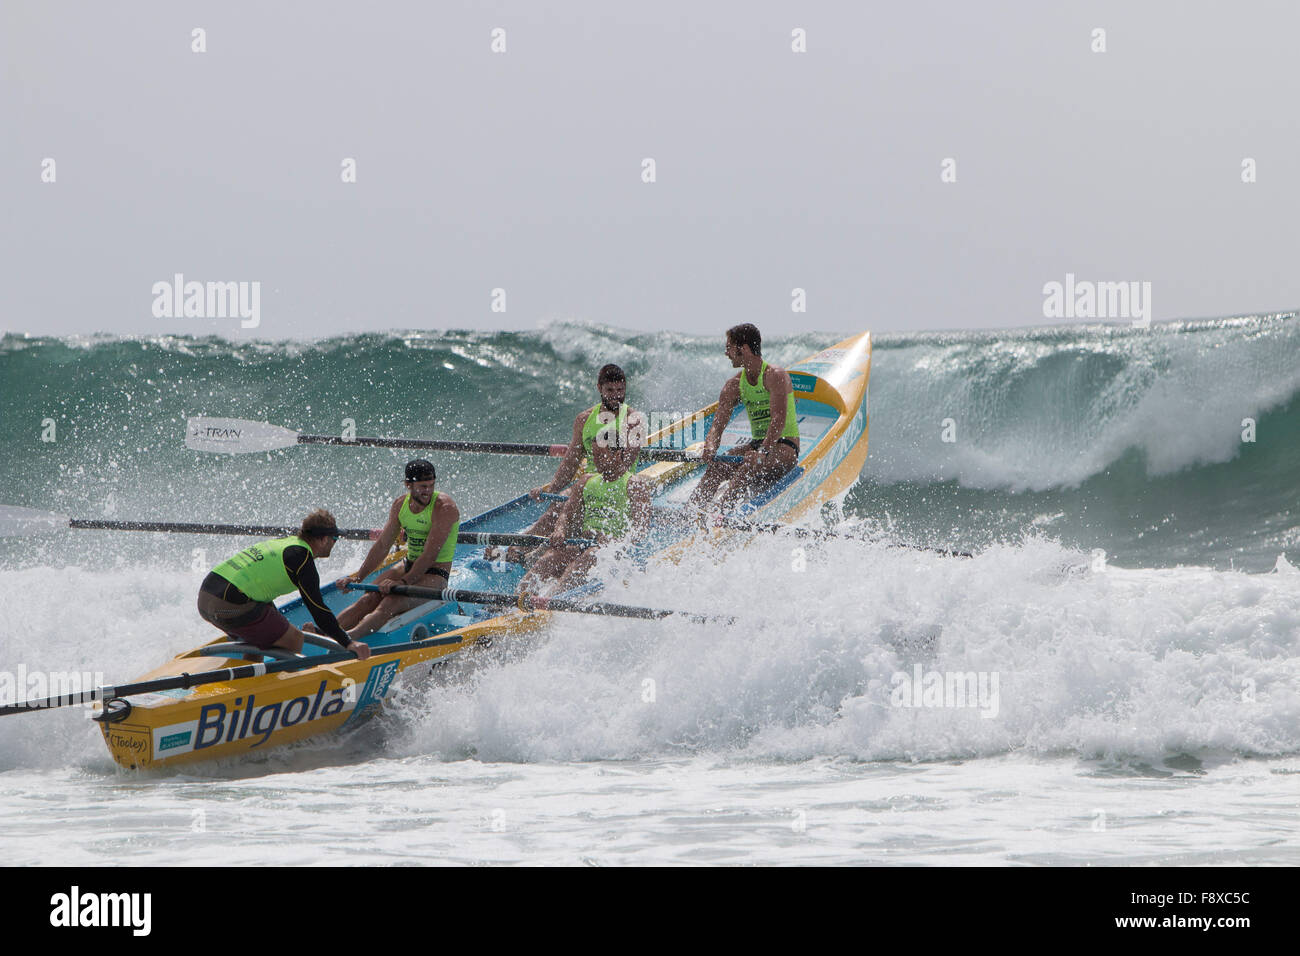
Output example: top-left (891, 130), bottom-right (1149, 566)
top-left (403, 559), bottom-right (450, 580)
top-left (197, 572), bottom-right (292, 649)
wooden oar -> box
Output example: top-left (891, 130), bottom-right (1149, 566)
top-left (0, 638), bottom-right (438, 717)
top-left (353, 583), bottom-right (734, 625)
top-left (185, 417), bottom-right (742, 463)
top-left (0, 506), bottom-right (594, 548)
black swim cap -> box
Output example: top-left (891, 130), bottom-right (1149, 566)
top-left (405, 459), bottom-right (436, 482)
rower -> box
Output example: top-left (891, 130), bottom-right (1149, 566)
top-left (326, 459), bottom-right (460, 640)
top-left (520, 433), bottom-right (651, 595)
top-left (689, 323), bottom-right (800, 512)
top-left (490, 363), bottom-right (645, 564)
top-left (197, 509), bottom-right (371, 660)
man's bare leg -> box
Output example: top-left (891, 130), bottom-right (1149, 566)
top-left (327, 566), bottom-right (402, 630)
top-left (519, 545), bottom-right (581, 595)
top-left (717, 442), bottom-right (799, 511)
top-left (688, 443), bottom-right (752, 509)
top-left (552, 548), bottom-right (599, 592)
top-left (347, 566), bottom-right (452, 639)
top-left (488, 496), bottom-right (569, 564)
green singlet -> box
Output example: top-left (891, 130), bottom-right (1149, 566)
top-left (580, 403), bottom-right (633, 474)
top-left (581, 472), bottom-right (631, 538)
top-left (737, 361), bottom-right (800, 441)
top-left (400, 492), bottom-right (459, 563)
top-left (211, 536), bottom-right (306, 603)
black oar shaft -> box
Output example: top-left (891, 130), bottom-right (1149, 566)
top-left (356, 583), bottom-right (732, 626)
top-left (62, 519), bottom-right (591, 548)
top-left (68, 519), bottom-right (374, 540)
top-left (296, 433), bottom-right (726, 463)
top-left (0, 637), bottom-right (450, 717)
top-left (296, 434), bottom-right (568, 456)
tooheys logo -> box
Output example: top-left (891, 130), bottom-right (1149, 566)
top-left (195, 680), bottom-right (350, 750)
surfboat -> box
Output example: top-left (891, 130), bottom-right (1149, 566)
top-left (96, 332), bottom-right (872, 768)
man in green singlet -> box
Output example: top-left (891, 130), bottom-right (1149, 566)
top-left (490, 363), bottom-right (645, 565)
top-left (689, 323), bottom-right (801, 512)
top-left (519, 437), bottom-right (652, 595)
top-left (324, 459), bottom-right (461, 640)
top-left (197, 509), bottom-right (371, 660)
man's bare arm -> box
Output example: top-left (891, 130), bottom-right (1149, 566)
top-left (548, 474), bottom-right (590, 545)
top-left (628, 478), bottom-right (652, 540)
top-left (702, 377), bottom-right (741, 460)
top-left (762, 365), bottom-right (794, 450)
top-left (343, 497), bottom-right (403, 585)
top-left (539, 412), bottom-right (589, 494)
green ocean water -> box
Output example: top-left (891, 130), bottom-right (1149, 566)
top-left (1, 316), bottom-right (1297, 570)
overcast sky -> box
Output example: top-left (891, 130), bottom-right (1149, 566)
top-left (3, 0), bottom-right (1298, 340)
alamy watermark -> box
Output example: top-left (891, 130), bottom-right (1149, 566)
top-left (152, 274), bottom-right (260, 328)
top-left (890, 665), bottom-right (1000, 718)
top-left (1043, 273), bottom-right (1151, 327)
top-left (1, 666), bottom-right (106, 710)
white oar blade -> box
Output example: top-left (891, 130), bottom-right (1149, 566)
top-left (0, 506), bottom-right (70, 537)
top-left (186, 417), bottom-right (300, 454)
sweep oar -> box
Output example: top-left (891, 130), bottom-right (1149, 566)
top-left (185, 417), bottom-right (742, 463)
top-left (352, 583), bottom-right (734, 626)
top-left (0, 637), bottom-right (443, 718)
top-left (0, 506), bottom-right (594, 548)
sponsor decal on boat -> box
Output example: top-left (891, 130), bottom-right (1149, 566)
top-left (799, 347), bottom-right (847, 366)
top-left (157, 731), bottom-right (192, 751)
top-left (152, 679), bottom-right (353, 760)
top-left (106, 729), bottom-right (150, 762)
top-left (146, 660), bottom-right (405, 760)
top-left (343, 659), bottom-right (400, 728)
top-left (794, 395), bottom-right (868, 496)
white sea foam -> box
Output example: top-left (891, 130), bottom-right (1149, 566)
top-left (384, 533), bottom-right (1300, 765)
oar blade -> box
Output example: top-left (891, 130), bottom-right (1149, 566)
top-left (186, 417), bottom-right (300, 454)
top-left (0, 505), bottom-right (70, 538)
